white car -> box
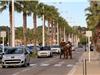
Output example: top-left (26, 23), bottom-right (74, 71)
top-left (2, 47), bottom-right (30, 68)
top-left (51, 45), bottom-right (61, 54)
top-left (37, 46), bottom-right (53, 58)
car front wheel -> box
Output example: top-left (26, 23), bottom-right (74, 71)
top-left (2, 65), bottom-right (6, 68)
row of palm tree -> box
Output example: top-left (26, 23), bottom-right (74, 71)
top-left (0, 1), bottom-right (78, 46)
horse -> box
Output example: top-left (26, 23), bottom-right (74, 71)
top-left (60, 41), bottom-right (72, 59)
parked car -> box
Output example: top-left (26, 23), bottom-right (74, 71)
top-left (0, 46), bottom-right (9, 59)
top-left (0, 47), bottom-right (2, 59)
top-left (37, 46), bottom-right (53, 58)
top-left (51, 45), bottom-right (61, 54)
top-left (2, 46), bottom-right (30, 68)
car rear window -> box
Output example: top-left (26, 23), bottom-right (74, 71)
top-left (51, 45), bottom-right (60, 48)
top-left (40, 46), bottom-right (50, 50)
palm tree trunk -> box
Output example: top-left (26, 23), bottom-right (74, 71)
top-left (59, 27), bottom-right (62, 42)
top-left (33, 13), bottom-right (37, 46)
top-left (53, 24), bottom-right (56, 45)
top-left (64, 27), bottom-right (66, 42)
top-left (57, 22), bottom-right (59, 45)
top-left (9, 3), bottom-right (12, 46)
top-left (51, 21), bottom-right (54, 45)
top-left (42, 15), bottom-right (45, 46)
top-left (47, 20), bottom-right (50, 45)
top-left (23, 12), bottom-right (27, 46)
top-left (11, 0), bottom-right (15, 47)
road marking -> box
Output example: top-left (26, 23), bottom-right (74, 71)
top-left (40, 63), bottom-right (49, 66)
top-left (66, 64), bottom-right (73, 67)
top-left (30, 64), bottom-right (37, 67)
top-left (54, 61), bottom-right (65, 67)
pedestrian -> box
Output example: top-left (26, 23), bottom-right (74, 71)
top-left (59, 39), bottom-right (66, 59)
top-left (67, 41), bottom-right (72, 59)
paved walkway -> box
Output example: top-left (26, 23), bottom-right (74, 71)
top-left (68, 51), bottom-right (100, 75)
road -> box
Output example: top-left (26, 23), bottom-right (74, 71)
top-left (0, 47), bottom-right (84, 75)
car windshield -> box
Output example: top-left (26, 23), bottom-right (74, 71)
top-left (40, 46), bottom-right (50, 50)
top-left (5, 48), bottom-right (23, 54)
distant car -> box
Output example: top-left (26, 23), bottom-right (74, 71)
top-left (37, 46), bottom-right (53, 58)
top-left (2, 47), bottom-right (30, 68)
top-left (51, 45), bottom-right (61, 54)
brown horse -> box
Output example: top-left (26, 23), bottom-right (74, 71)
top-left (60, 41), bottom-right (72, 59)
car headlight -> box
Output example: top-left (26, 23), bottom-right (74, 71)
top-left (19, 55), bottom-right (25, 61)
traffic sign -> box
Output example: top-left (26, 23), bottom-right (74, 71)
top-left (86, 31), bottom-right (92, 37)
top-left (0, 31), bottom-right (6, 37)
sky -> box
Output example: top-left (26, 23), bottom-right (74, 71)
top-left (0, 0), bottom-right (90, 28)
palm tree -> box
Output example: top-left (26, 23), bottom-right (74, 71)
top-left (15, 1), bottom-right (31, 46)
top-left (85, 1), bottom-right (100, 30)
top-left (0, 1), bottom-right (16, 46)
top-left (29, 1), bottom-right (38, 46)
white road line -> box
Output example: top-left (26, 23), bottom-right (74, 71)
top-left (30, 64), bottom-right (37, 67)
top-left (54, 61), bottom-right (65, 67)
top-left (40, 63), bottom-right (49, 66)
top-left (66, 64), bottom-right (73, 67)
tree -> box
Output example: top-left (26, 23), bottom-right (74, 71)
top-left (85, 1), bottom-right (100, 30)
top-left (15, 1), bottom-right (31, 46)
top-left (0, 1), bottom-right (13, 46)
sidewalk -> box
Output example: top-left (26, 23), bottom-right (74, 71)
top-left (68, 51), bottom-right (100, 75)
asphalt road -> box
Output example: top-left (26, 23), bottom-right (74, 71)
top-left (0, 47), bottom-right (84, 75)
